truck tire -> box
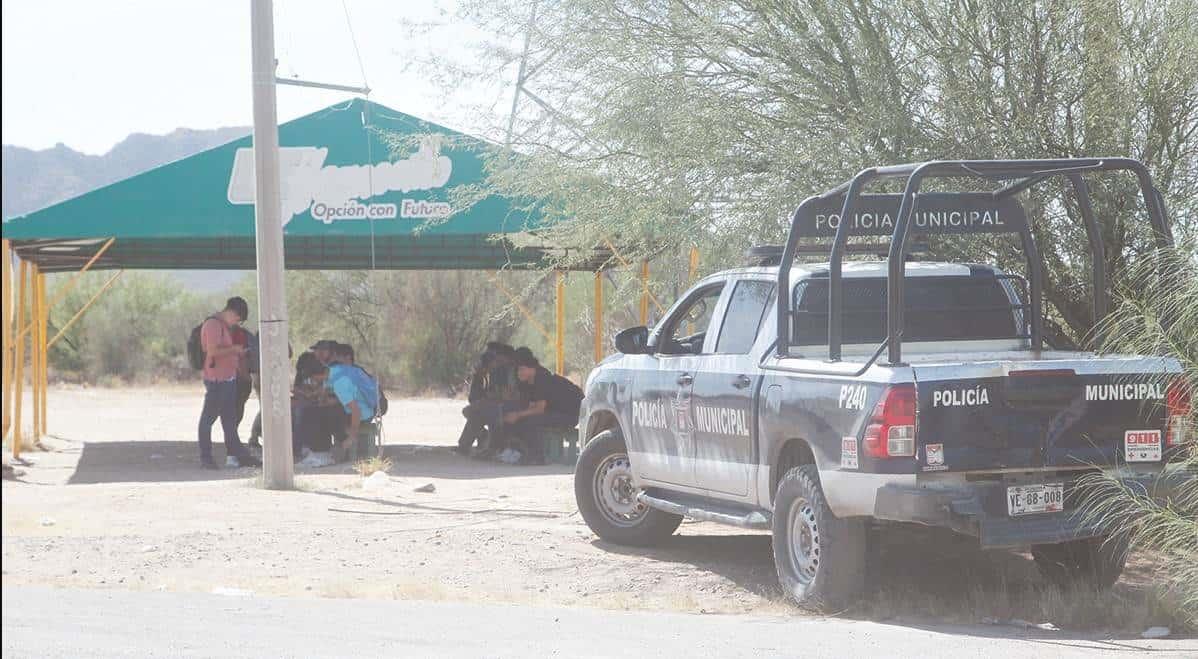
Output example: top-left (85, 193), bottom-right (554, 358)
top-left (1031, 535), bottom-right (1128, 590)
top-left (574, 429), bottom-right (682, 546)
top-left (771, 465), bottom-right (867, 609)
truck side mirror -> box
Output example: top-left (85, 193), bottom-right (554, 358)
top-left (614, 326), bottom-right (650, 355)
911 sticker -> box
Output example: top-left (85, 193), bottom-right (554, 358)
top-left (841, 437), bottom-right (858, 469)
top-left (1125, 430), bottom-right (1162, 462)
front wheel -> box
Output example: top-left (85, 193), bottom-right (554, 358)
top-left (574, 429), bottom-right (682, 546)
top-left (771, 465), bottom-right (867, 609)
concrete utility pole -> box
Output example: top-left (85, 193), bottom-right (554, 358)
top-left (250, 0), bottom-right (294, 489)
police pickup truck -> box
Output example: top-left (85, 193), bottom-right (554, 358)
top-left (573, 159), bottom-right (1188, 608)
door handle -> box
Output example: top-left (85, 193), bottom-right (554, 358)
top-left (676, 373), bottom-right (694, 386)
top-left (733, 375), bottom-right (753, 389)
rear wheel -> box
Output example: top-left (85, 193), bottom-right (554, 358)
top-left (1032, 535), bottom-right (1128, 590)
top-left (771, 465), bottom-right (867, 609)
top-left (574, 429), bottom-right (682, 546)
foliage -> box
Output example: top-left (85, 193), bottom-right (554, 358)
top-left (47, 271), bottom-right (217, 383)
top-left (277, 270), bottom-right (522, 395)
top-left (1081, 240), bottom-right (1198, 625)
top-left (438, 0), bottom-right (1198, 346)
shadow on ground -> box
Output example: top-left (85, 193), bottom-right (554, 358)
top-left (59, 437), bottom-right (571, 485)
top-left (593, 523), bottom-right (1190, 638)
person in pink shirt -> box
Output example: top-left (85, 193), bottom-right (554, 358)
top-left (197, 297), bottom-right (261, 469)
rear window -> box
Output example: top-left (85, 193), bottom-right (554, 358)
top-left (792, 275), bottom-right (1024, 345)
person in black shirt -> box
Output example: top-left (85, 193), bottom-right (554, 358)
top-left (502, 351), bottom-right (584, 465)
top-left (455, 343), bottom-right (521, 456)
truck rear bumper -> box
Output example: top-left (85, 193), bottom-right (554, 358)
top-left (872, 474), bottom-right (1164, 549)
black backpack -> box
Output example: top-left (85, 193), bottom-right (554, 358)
top-left (187, 316), bottom-right (219, 371)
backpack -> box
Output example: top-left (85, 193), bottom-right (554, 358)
top-left (351, 364), bottom-right (388, 417)
top-left (187, 316), bottom-right (220, 371)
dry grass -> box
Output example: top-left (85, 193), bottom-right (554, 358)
top-left (353, 455), bottom-right (394, 477)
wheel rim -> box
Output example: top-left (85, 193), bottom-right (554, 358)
top-left (593, 453), bottom-right (648, 527)
top-left (787, 497), bottom-right (820, 584)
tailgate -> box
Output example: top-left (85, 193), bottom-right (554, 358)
top-left (912, 358), bottom-right (1173, 472)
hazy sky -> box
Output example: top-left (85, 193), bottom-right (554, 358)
top-left (2, 1), bottom-right (512, 154)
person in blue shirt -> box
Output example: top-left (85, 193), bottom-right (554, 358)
top-left (326, 343), bottom-right (380, 461)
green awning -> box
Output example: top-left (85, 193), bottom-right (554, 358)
top-left (3, 98), bottom-right (605, 272)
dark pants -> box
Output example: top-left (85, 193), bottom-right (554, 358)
top-left (458, 400), bottom-right (525, 451)
top-left (297, 404), bottom-right (349, 452)
top-left (234, 376), bottom-right (253, 427)
top-left (506, 412), bottom-right (578, 462)
top-left (198, 379), bottom-right (245, 461)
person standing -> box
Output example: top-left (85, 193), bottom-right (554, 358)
top-left (197, 297), bottom-right (261, 469)
top-left (230, 323), bottom-right (254, 434)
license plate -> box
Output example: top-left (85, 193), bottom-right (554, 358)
top-left (1007, 483), bottom-right (1064, 517)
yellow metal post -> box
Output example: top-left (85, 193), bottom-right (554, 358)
top-left (555, 270), bottom-right (565, 376)
top-left (38, 271), bottom-right (48, 435)
top-left (593, 271), bottom-right (604, 364)
top-left (12, 261), bottom-right (27, 460)
top-left (48, 271), bottom-right (124, 349)
top-left (15, 237), bottom-right (114, 344)
top-left (488, 272), bottom-right (552, 342)
top-left (601, 236), bottom-right (664, 315)
top-left (1, 240), bottom-right (12, 441)
top-left (30, 265), bottom-right (41, 442)
top-left (639, 260), bottom-right (650, 326)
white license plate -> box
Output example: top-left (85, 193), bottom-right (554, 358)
top-left (1007, 483), bottom-right (1064, 517)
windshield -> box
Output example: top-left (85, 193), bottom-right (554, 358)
top-left (792, 275), bottom-right (1026, 345)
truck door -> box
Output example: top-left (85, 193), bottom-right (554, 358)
top-left (631, 282), bottom-right (725, 487)
top-left (691, 280), bottom-right (775, 497)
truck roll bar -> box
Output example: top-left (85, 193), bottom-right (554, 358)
top-left (775, 158), bottom-right (1174, 364)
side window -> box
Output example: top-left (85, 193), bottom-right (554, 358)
top-left (715, 280), bottom-right (776, 354)
top-left (659, 284), bottom-right (724, 355)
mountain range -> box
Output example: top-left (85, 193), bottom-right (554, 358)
top-left (3, 126), bottom-right (251, 291)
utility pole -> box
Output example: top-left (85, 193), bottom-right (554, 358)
top-left (250, 0), bottom-right (294, 489)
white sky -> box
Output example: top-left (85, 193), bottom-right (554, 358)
top-left (2, 0), bottom-right (514, 154)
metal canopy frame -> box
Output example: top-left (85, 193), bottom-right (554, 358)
top-left (774, 158), bottom-right (1174, 365)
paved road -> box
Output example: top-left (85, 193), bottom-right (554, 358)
top-left (3, 586), bottom-right (1193, 658)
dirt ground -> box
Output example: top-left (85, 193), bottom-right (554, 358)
top-left (1, 386), bottom-right (1186, 633)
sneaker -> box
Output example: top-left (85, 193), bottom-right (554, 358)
top-left (201, 458), bottom-right (220, 470)
top-left (226, 456), bottom-right (241, 468)
top-left (300, 451), bottom-right (335, 468)
top-left (238, 454), bottom-right (262, 468)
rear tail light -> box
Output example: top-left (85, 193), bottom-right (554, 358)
top-left (863, 385), bottom-right (917, 458)
top-left (1166, 377), bottom-right (1192, 446)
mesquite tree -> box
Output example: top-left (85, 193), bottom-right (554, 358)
top-left (441, 0), bottom-right (1198, 345)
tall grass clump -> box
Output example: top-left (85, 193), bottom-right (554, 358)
top-left (1081, 240), bottom-right (1197, 626)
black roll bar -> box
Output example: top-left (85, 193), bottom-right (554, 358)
top-left (774, 158), bottom-right (1174, 364)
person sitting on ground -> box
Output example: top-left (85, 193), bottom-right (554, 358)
top-left (325, 343), bottom-right (381, 463)
top-left (499, 351), bottom-right (584, 465)
top-left (291, 351), bottom-right (342, 467)
top-left (196, 296), bottom-right (262, 470)
top-left (455, 342), bottom-right (521, 457)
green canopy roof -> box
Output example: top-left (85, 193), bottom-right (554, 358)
top-left (4, 98), bottom-right (603, 272)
